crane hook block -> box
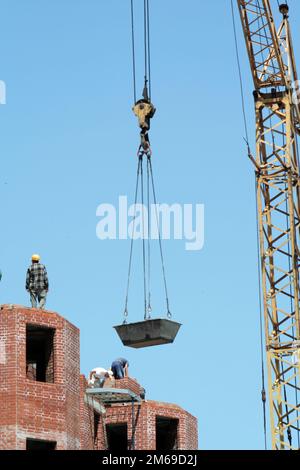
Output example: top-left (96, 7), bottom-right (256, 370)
top-left (132, 99), bottom-right (156, 133)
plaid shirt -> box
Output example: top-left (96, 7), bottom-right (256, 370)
top-left (26, 263), bottom-right (49, 292)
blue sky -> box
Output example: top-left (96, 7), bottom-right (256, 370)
top-left (1, 0), bottom-right (300, 450)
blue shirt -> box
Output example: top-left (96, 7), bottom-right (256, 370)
top-left (115, 358), bottom-right (129, 368)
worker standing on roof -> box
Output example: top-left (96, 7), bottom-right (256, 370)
top-left (111, 358), bottom-right (129, 380)
top-left (25, 254), bottom-right (49, 310)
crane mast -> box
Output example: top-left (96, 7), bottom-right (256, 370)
top-left (237, 0), bottom-right (300, 449)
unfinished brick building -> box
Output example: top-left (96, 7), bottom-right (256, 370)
top-left (0, 305), bottom-right (197, 450)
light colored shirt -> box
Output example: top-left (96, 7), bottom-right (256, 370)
top-left (88, 367), bottom-right (108, 386)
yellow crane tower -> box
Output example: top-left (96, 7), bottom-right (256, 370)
top-left (237, 0), bottom-right (300, 450)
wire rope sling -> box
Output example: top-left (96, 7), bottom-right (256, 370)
top-left (114, 0), bottom-right (181, 348)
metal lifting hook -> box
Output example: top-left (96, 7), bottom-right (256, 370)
top-left (133, 81), bottom-right (156, 152)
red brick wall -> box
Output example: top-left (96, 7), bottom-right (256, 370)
top-left (80, 375), bottom-right (198, 451)
top-left (0, 305), bottom-right (80, 450)
top-left (79, 375), bottom-right (95, 450)
top-left (103, 376), bottom-right (144, 397)
top-left (94, 400), bottom-right (198, 450)
top-left (143, 401), bottom-right (198, 450)
top-left (0, 309), bottom-right (17, 450)
top-left (65, 320), bottom-right (81, 449)
top-left (0, 304), bottom-right (198, 451)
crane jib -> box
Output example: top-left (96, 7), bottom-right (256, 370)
top-left (237, 0), bottom-right (300, 450)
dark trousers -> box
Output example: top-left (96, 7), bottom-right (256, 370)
top-left (111, 361), bottom-right (124, 379)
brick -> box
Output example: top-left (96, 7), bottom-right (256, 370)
top-left (0, 305), bottom-right (80, 450)
top-left (0, 304), bottom-right (198, 451)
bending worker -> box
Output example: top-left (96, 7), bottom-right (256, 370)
top-left (26, 254), bottom-right (49, 309)
top-left (88, 367), bottom-right (113, 388)
top-left (111, 358), bottom-right (129, 380)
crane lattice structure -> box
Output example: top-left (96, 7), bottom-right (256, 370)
top-left (237, 0), bottom-right (300, 450)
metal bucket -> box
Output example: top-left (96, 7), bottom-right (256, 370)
top-left (114, 318), bottom-right (181, 349)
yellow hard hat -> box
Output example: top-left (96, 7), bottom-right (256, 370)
top-left (31, 254), bottom-right (40, 262)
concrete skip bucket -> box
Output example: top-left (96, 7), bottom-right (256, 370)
top-left (114, 318), bottom-right (181, 349)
